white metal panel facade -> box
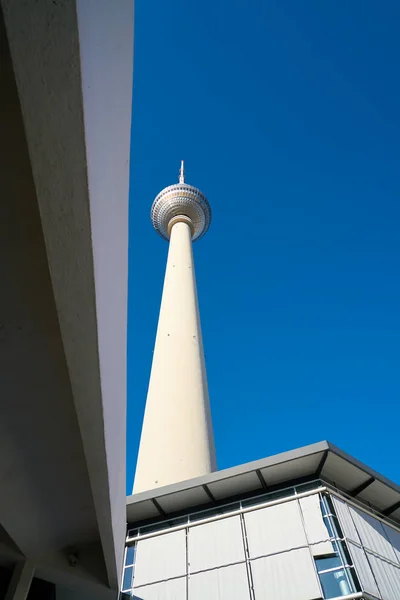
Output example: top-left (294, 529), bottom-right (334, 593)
top-left (189, 563), bottom-right (250, 600)
top-left (244, 500), bottom-right (307, 558)
top-left (299, 495), bottom-right (334, 556)
top-left (350, 507), bottom-right (398, 562)
top-left (333, 495), bottom-right (400, 599)
top-left (129, 489), bottom-right (400, 599)
top-left (188, 515), bottom-right (245, 572)
top-left (347, 541), bottom-right (381, 599)
top-left (251, 548), bottom-right (322, 600)
top-left (134, 530), bottom-right (187, 587)
top-left (331, 497), bottom-right (360, 543)
top-left (367, 552), bottom-right (400, 600)
top-left (134, 577), bottom-right (187, 600)
top-left (383, 523), bottom-right (400, 564)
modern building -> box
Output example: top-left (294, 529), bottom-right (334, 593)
top-left (124, 441), bottom-right (400, 600)
top-left (0, 2), bottom-right (133, 599)
top-left (124, 171), bottom-right (400, 600)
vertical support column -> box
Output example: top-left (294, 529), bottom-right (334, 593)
top-left (5, 561), bottom-right (35, 600)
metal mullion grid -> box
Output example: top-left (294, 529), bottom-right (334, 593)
top-left (346, 502), bottom-right (383, 599)
top-left (127, 486), bottom-right (328, 546)
top-left (318, 564), bottom-right (354, 575)
top-left (185, 526), bottom-right (189, 600)
top-left (121, 543), bottom-right (136, 595)
top-left (127, 479), bottom-right (400, 546)
top-left (297, 494), bottom-right (325, 600)
top-left (321, 494), bottom-right (359, 594)
top-left (127, 480), bottom-right (324, 541)
top-left (239, 511), bottom-right (256, 600)
top-left (119, 546), bottom-right (128, 599)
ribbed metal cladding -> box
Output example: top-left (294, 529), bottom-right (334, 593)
top-left (130, 492), bottom-right (334, 599)
top-left (332, 495), bottom-right (400, 600)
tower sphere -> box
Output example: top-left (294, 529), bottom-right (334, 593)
top-left (150, 162), bottom-right (211, 241)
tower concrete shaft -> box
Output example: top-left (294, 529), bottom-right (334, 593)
top-left (133, 218), bottom-right (216, 493)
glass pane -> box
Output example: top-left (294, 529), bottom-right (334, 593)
top-left (331, 514), bottom-right (344, 538)
top-left (319, 569), bottom-right (352, 599)
top-left (316, 555), bottom-right (342, 571)
top-left (295, 480), bottom-right (321, 493)
top-left (139, 521), bottom-right (173, 535)
top-left (189, 503), bottom-right (239, 522)
top-left (125, 545), bottom-right (135, 566)
top-left (336, 539), bottom-right (353, 566)
top-left (189, 506), bottom-right (225, 522)
top-left (220, 501), bottom-right (240, 514)
top-left (320, 496), bottom-right (329, 516)
top-left (267, 488), bottom-right (295, 501)
top-left (122, 566), bottom-right (133, 592)
top-left (127, 528), bottom-right (138, 538)
top-left (323, 515), bottom-right (335, 538)
top-left (242, 493), bottom-right (270, 508)
top-left (242, 487), bottom-right (294, 508)
top-left (167, 516), bottom-right (190, 527)
top-left (346, 567), bottom-right (361, 593)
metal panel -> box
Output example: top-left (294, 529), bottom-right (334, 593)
top-left (322, 453), bottom-right (369, 491)
top-left (134, 530), bottom-right (186, 587)
top-left (347, 541), bottom-right (381, 599)
top-left (188, 515), bottom-right (245, 572)
top-left (367, 552), bottom-right (400, 600)
top-left (127, 442), bottom-right (400, 531)
top-left (260, 452), bottom-right (323, 485)
top-left (189, 563), bottom-right (250, 600)
top-left (134, 577), bottom-right (186, 600)
top-left (383, 523), bottom-right (400, 564)
top-left (350, 507), bottom-right (398, 563)
top-left (251, 548), bottom-right (322, 600)
top-left (332, 497), bottom-right (360, 543)
top-left (245, 500), bottom-right (307, 558)
top-left (299, 495), bottom-right (334, 556)
top-left (128, 500), bottom-right (161, 522)
top-left (208, 472), bottom-right (261, 500)
top-left (157, 487), bottom-right (210, 513)
top-left (392, 508), bottom-right (400, 522)
top-left (358, 480), bottom-right (400, 512)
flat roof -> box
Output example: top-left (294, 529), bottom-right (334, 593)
top-left (126, 441), bottom-right (400, 528)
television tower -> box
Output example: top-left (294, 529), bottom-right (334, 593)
top-left (133, 162), bottom-right (217, 493)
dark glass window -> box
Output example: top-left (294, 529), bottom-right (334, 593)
top-left (319, 569), bottom-right (352, 598)
top-left (315, 555), bottom-right (342, 571)
top-left (122, 566), bottom-right (133, 592)
top-left (125, 545), bottom-right (135, 566)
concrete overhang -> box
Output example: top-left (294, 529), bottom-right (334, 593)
top-left (1, 0), bottom-right (133, 595)
top-left (127, 441), bottom-right (400, 530)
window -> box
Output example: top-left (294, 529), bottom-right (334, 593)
top-left (121, 544), bottom-right (136, 594)
top-left (318, 568), bottom-right (352, 598)
top-left (122, 566), bottom-right (133, 593)
top-left (126, 545), bottom-right (135, 566)
top-left (315, 495), bottom-right (362, 599)
top-left (316, 542), bottom-right (357, 598)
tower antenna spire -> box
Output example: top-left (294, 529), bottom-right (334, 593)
top-left (179, 160), bottom-right (185, 184)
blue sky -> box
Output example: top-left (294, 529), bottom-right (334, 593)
top-left (127, 0), bottom-right (400, 492)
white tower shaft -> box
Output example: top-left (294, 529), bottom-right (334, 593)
top-left (133, 220), bottom-right (216, 493)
